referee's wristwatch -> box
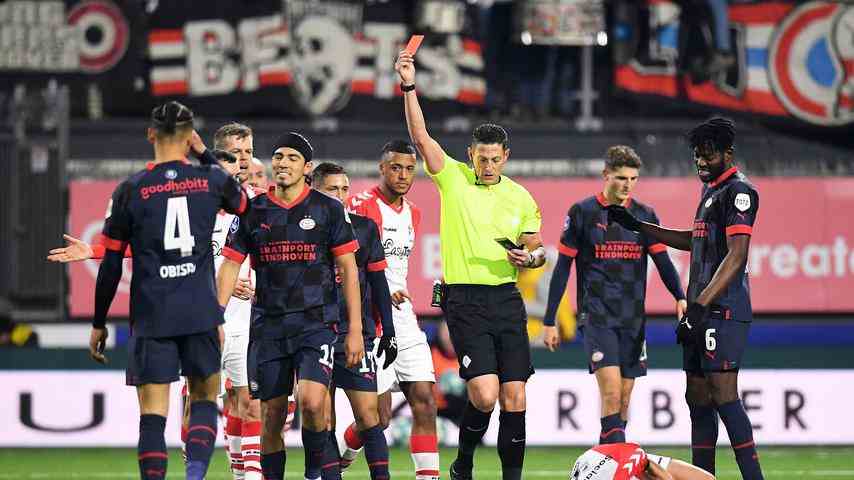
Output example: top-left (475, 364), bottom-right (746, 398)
top-left (524, 251), bottom-right (535, 267)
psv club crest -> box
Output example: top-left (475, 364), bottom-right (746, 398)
top-left (768, 1), bottom-right (854, 126)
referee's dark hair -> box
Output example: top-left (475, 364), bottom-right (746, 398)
top-left (688, 116), bottom-right (736, 154)
top-left (472, 123), bottom-right (509, 150)
top-left (605, 145), bottom-right (643, 171)
top-left (150, 101), bottom-right (193, 139)
top-left (381, 140), bottom-right (416, 157)
top-left (310, 161), bottom-right (346, 187)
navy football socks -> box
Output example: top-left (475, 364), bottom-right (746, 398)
top-left (689, 403), bottom-right (719, 474)
top-left (138, 414), bottom-right (168, 480)
top-left (185, 400), bottom-right (219, 480)
top-left (599, 413), bottom-right (625, 444)
top-left (361, 425), bottom-right (390, 480)
top-left (261, 450), bottom-right (286, 480)
top-left (718, 400), bottom-right (765, 480)
top-left (302, 428), bottom-right (328, 479)
top-left (320, 430), bottom-right (342, 480)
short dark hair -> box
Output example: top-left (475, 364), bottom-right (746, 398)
top-left (605, 145), bottom-right (642, 171)
top-left (311, 161), bottom-right (346, 187)
top-left (151, 101), bottom-right (193, 139)
top-left (381, 140), bottom-right (416, 158)
top-left (471, 123), bottom-right (509, 149)
top-left (688, 117), bottom-right (736, 153)
top-left (211, 149), bottom-right (237, 164)
top-left (213, 122), bottom-right (253, 150)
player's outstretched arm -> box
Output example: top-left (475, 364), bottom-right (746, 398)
top-left (608, 206), bottom-right (692, 251)
top-left (216, 258), bottom-right (242, 307)
top-left (335, 252), bottom-right (365, 368)
top-left (694, 234), bottom-right (750, 307)
top-left (367, 269), bottom-right (398, 368)
top-left (396, 51), bottom-right (446, 175)
top-left (542, 253), bottom-right (574, 351)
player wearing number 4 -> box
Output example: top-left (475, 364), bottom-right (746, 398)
top-left (608, 118), bottom-right (764, 480)
top-left (85, 102), bottom-right (248, 480)
top-left (544, 146), bottom-right (686, 446)
top-left (216, 132), bottom-right (365, 480)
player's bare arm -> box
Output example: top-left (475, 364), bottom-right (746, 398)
top-left (395, 51), bottom-right (446, 175)
top-left (644, 460), bottom-right (675, 480)
top-left (640, 223), bottom-right (692, 251)
top-left (607, 205), bottom-right (692, 251)
top-left (216, 258), bottom-right (242, 307)
top-left (335, 252), bottom-right (365, 368)
top-left (508, 232), bottom-right (546, 269)
top-left (694, 234), bottom-right (750, 307)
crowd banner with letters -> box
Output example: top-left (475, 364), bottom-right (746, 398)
top-left (0, 0), bottom-right (484, 118)
top-left (2, 370), bottom-right (852, 446)
top-left (614, 1), bottom-right (854, 128)
top-left (68, 177), bottom-right (854, 317)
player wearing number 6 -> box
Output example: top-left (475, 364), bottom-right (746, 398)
top-left (216, 132), bottom-right (365, 480)
top-left (607, 118), bottom-right (764, 480)
top-left (89, 102), bottom-right (248, 480)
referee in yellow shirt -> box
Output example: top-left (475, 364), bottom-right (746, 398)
top-left (395, 50), bottom-right (546, 480)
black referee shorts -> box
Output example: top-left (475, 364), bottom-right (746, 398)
top-left (444, 283), bottom-right (534, 383)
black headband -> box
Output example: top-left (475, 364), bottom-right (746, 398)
top-left (273, 132), bottom-right (313, 162)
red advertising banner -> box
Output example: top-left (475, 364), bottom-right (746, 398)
top-left (68, 177), bottom-right (854, 317)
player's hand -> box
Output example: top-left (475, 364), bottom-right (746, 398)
top-left (47, 234), bottom-right (94, 263)
top-left (391, 289), bottom-right (411, 309)
top-left (189, 130), bottom-right (207, 158)
top-left (232, 277), bottom-right (254, 301)
top-left (606, 205), bottom-right (642, 232)
top-left (542, 325), bottom-right (560, 352)
top-left (344, 331), bottom-right (364, 368)
top-left (89, 327), bottom-right (109, 364)
top-left (507, 248), bottom-right (532, 268)
top-left (676, 299), bottom-right (688, 321)
top-left (377, 335), bottom-right (398, 369)
top-left (395, 51), bottom-right (415, 85)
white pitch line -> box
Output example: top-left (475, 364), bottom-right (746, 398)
top-left (3, 470), bottom-right (854, 479)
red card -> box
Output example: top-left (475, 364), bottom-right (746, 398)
top-left (404, 35), bottom-right (424, 55)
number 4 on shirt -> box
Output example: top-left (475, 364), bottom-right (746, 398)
top-left (164, 196), bottom-right (195, 257)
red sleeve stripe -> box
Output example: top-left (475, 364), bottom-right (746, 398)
top-left (331, 239), bottom-right (359, 257)
top-left (648, 243), bottom-right (667, 254)
top-left (558, 243), bottom-right (578, 258)
top-left (367, 259), bottom-right (388, 272)
top-left (237, 190), bottom-right (248, 214)
top-left (726, 225), bottom-right (753, 236)
top-left (222, 246), bottom-right (246, 263)
top-left (102, 235), bottom-right (127, 253)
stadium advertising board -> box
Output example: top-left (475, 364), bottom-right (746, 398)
top-left (614, 1), bottom-right (854, 128)
top-left (2, 370), bottom-right (851, 446)
top-left (67, 177), bottom-right (854, 317)
top-left (0, 0), bottom-right (483, 119)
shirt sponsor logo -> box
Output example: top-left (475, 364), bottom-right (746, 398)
top-left (594, 241), bottom-right (642, 260)
top-left (259, 241), bottom-right (317, 262)
top-left (382, 238), bottom-right (412, 259)
top-left (139, 178), bottom-right (209, 200)
top-left (693, 220), bottom-right (708, 238)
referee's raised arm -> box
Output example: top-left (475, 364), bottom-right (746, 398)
top-left (395, 51), bottom-right (446, 175)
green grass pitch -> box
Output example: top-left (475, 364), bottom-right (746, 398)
top-left (1, 447), bottom-right (852, 479)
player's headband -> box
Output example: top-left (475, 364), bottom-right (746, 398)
top-left (272, 132), bottom-right (313, 162)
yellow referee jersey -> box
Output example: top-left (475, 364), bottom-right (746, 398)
top-left (427, 154), bottom-right (541, 285)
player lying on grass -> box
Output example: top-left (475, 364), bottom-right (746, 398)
top-left (571, 443), bottom-right (714, 480)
